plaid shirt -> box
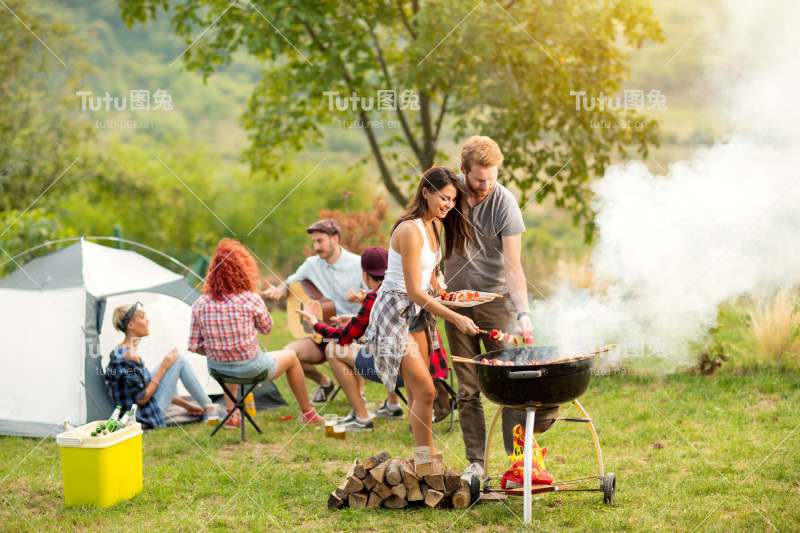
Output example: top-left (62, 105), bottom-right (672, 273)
top-left (430, 330), bottom-right (448, 381)
top-left (316, 289), bottom-right (448, 380)
top-left (189, 292), bottom-right (273, 362)
top-left (313, 290), bottom-right (377, 345)
top-left (364, 289), bottom-right (442, 392)
top-left (105, 347), bottom-right (164, 429)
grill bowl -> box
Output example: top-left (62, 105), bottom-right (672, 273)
top-left (473, 346), bottom-right (593, 409)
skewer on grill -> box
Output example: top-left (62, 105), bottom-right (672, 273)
top-left (590, 344), bottom-right (615, 354)
top-left (453, 344), bottom-right (616, 366)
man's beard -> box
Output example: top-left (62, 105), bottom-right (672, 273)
top-left (467, 178), bottom-right (492, 198)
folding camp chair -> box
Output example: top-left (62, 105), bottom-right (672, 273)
top-left (208, 368), bottom-right (270, 442)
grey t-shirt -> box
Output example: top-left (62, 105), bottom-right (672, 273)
top-left (443, 175), bottom-right (526, 293)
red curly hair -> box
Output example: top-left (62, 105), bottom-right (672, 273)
top-left (204, 239), bottom-right (259, 301)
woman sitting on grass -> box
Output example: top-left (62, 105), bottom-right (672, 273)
top-left (188, 238), bottom-right (324, 428)
top-left (364, 166), bottom-right (479, 453)
top-left (105, 302), bottom-right (214, 430)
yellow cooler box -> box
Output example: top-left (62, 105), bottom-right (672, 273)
top-left (56, 421), bottom-right (143, 507)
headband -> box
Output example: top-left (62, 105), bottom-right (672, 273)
top-left (119, 302), bottom-right (143, 332)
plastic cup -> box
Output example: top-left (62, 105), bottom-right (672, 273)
top-left (365, 403), bottom-right (376, 419)
top-left (333, 424), bottom-right (346, 440)
top-left (325, 415), bottom-right (339, 438)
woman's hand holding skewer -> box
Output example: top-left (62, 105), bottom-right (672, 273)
top-left (455, 315), bottom-right (480, 336)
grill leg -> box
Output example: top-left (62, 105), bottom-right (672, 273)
top-left (573, 399), bottom-right (604, 478)
top-left (483, 407), bottom-right (503, 483)
top-left (524, 408), bottom-right (536, 524)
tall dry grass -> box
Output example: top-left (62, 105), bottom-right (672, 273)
top-left (740, 288), bottom-right (800, 361)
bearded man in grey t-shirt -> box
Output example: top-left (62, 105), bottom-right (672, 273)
top-left (442, 135), bottom-right (535, 484)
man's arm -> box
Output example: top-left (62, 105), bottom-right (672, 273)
top-left (264, 258), bottom-right (312, 299)
top-left (501, 233), bottom-right (533, 334)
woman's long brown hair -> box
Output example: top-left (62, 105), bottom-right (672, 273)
top-left (391, 166), bottom-right (473, 259)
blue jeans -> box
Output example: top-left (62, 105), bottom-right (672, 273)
top-left (354, 347), bottom-right (404, 388)
top-left (151, 355), bottom-right (212, 411)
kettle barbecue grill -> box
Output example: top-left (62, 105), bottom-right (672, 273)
top-left (471, 346), bottom-right (616, 523)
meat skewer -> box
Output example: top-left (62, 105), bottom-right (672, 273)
top-left (471, 345), bottom-right (616, 366)
top-left (478, 328), bottom-right (520, 347)
top-left (477, 353), bottom-right (596, 366)
top-left (438, 290), bottom-right (501, 303)
top-left (438, 290), bottom-right (481, 302)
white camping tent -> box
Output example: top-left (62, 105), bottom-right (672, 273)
top-left (0, 239), bottom-right (222, 437)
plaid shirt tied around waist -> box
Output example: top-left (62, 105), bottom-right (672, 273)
top-left (364, 289), bottom-right (441, 392)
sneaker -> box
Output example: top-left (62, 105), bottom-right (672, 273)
top-left (339, 414), bottom-right (373, 432)
top-left (461, 462), bottom-right (484, 483)
top-left (375, 400), bottom-right (403, 420)
top-left (310, 381), bottom-right (336, 405)
top-left (224, 409), bottom-right (241, 429)
top-left (300, 408), bottom-right (324, 424)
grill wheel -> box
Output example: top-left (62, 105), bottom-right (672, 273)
top-left (602, 473), bottom-right (616, 504)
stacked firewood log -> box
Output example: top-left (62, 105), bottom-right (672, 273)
top-left (328, 447), bottom-right (472, 510)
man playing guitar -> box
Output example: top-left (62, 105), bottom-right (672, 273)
top-left (262, 219), bottom-right (366, 403)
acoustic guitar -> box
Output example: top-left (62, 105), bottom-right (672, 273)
top-left (286, 280), bottom-right (337, 342)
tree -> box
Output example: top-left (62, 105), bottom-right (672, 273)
top-left (0, 0), bottom-right (93, 212)
top-left (118, 0), bottom-right (663, 239)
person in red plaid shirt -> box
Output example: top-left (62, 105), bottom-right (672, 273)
top-left (297, 247), bottom-right (452, 432)
top-left (296, 247), bottom-right (398, 430)
top-left (189, 239), bottom-right (323, 427)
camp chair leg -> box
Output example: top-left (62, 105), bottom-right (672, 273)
top-left (208, 369), bottom-right (271, 441)
top-left (239, 386), bottom-right (246, 442)
top-left (327, 386), bottom-right (341, 403)
top-left (210, 413), bottom-right (229, 437)
top-left (210, 378), bottom-right (240, 437)
top-left (210, 377), bottom-right (262, 440)
top-left (435, 378), bottom-right (459, 434)
top-left (395, 389), bottom-right (407, 405)
top-left (446, 399), bottom-right (456, 433)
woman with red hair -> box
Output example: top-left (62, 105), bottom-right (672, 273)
top-left (188, 239), bottom-right (323, 428)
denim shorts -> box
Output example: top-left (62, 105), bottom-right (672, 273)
top-left (409, 311), bottom-right (429, 333)
top-left (354, 347), bottom-right (404, 388)
top-left (207, 350), bottom-right (278, 381)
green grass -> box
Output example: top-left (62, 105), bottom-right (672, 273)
top-left (2, 312), bottom-right (799, 532)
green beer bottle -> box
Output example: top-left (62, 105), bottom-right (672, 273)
top-left (90, 431), bottom-right (97, 437)
top-left (105, 406), bottom-right (122, 432)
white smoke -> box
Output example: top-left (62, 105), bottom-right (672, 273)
top-left (530, 1), bottom-right (800, 370)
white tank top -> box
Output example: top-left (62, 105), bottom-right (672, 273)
top-left (382, 219), bottom-right (441, 293)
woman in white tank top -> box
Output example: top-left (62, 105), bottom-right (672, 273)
top-left (365, 166), bottom-right (480, 454)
